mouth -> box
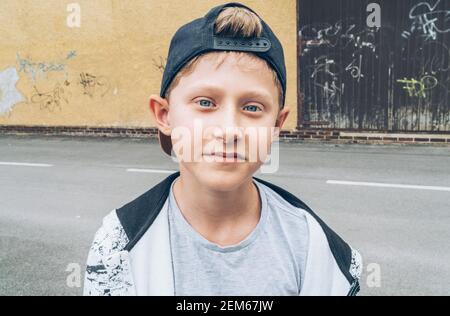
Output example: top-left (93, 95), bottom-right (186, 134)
top-left (203, 152), bottom-right (246, 162)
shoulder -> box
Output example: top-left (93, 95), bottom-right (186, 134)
top-left (256, 178), bottom-right (308, 241)
top-left (115, 172), bottom-right (179, 250)
top-left (89, 209), bottom-right (129, 257)
top-left (253, 176), bottom-right (363, 287)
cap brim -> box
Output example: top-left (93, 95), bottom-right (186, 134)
top-left (158, 130), bottom-right (172, 157)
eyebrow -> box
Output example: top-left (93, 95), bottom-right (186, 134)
top-left (188, 84), bottom-right (273, 104)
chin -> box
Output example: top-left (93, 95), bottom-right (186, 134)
top-left (184, 161), bottom-right (261, 192)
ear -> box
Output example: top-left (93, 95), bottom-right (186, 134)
top-left (273, 107), bottom-right (290, 138)
top-left (149, 94), bottom-right (171, 136)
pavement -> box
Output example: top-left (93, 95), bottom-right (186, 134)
top-left (0, 134), bottom-right (449, 296)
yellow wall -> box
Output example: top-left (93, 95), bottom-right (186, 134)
top-left (0, 0), bottom-right (297, 130)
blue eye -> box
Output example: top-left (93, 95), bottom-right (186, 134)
top-left (243, 105), bottom-right (261, 112)
top-left (197, 99), bottom-right (214, 108)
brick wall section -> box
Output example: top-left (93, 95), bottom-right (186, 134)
top-left (0, 125), bottom-right (157, 138)
top-left (1, 125), bottom-right (449, 144)
top-left (280, 129), bottom-right (450, 144)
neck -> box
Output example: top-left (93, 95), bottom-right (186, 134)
top-left (172, 167), bottom-right (262, 246)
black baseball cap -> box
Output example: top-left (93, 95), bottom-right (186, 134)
top-left (158, 1), bottom-right (287, 156)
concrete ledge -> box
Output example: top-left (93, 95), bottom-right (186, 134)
top-left (340, 132), bottom-right (449, 139)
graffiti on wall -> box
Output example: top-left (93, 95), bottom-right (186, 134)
top-left (152, 56), bottom-right (167, 73)
top-left (299, 0), bottom-right (450, 131)
top-left (2, 48), bottom-right (116, 113)
top-left (0, 54), bottom-right (115, 115)
top-left (397, 76), bottom-right (438, 98)
top-left (79, 72), bottom-right (110, 98)
top-left (22, 70), bottom-right (112, 113)
top-left (16, 51), bottom-right (76, 82)
top-left (30, 81), bottom-right (71, 112)
top-left (402, 0), bottom-right (450, 41)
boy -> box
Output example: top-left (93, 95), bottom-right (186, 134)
top-left (83, 2), bottom-right (362, 296)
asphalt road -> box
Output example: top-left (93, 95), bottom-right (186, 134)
top-left (0, 135), bottom-right (449, 296)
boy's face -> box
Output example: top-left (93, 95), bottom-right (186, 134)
top-left (150, 53), bottom-right (289, 191)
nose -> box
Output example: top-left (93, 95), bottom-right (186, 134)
top-left (213, 109), bottom-right (244, 146)
top-left (213, 125), bottom-right (243, 145)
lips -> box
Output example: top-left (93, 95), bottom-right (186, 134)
top-left (204, 152), bottom-right (246, 161)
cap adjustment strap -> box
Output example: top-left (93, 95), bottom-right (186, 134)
top-left (212, 35), bottom-right (271, 52)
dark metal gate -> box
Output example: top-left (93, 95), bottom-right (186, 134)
top-left (297, 0), bottom-right (450, 132)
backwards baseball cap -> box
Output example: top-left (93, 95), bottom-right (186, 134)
top-left (157, 1), bottom-right (287, 157)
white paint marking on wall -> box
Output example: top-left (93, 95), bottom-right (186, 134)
top-left (66, 3), bottom-right (81, 28)
top-left (0, 161), bottom-right (53, 167)
top-left (126, 168), bottom-right (177, 174)
top-left (0, 67), bottom-right (25, 114)
top-left (326, 180), bottom-right (450, 192)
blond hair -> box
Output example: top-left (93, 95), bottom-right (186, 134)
top-left (164, 6), bottom-right (284, 108)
